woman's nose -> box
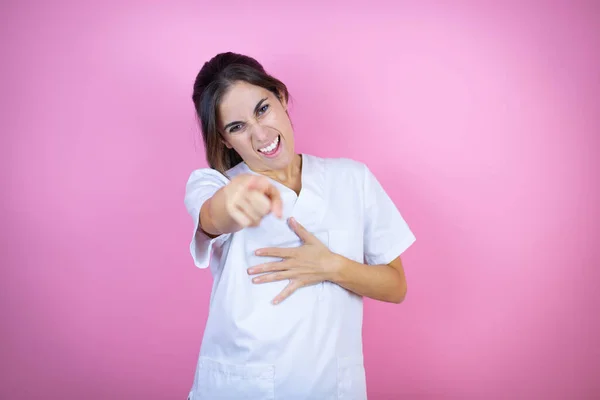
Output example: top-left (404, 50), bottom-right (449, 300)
top-left (250, 123), bottom-right (270, 141)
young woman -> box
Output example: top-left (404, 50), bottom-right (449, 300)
top-left (184, 52), bottom-right (416, 400)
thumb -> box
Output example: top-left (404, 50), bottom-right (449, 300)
top-left (288, 217), bottom-right (315, 243)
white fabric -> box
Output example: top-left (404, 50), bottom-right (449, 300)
top-left (184, 154), bottom-right (416, 399)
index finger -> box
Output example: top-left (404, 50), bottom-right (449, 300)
top-left (264, 184), bottom-right (283, 219)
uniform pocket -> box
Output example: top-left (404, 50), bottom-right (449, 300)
top-left (191, 357), bottom-right (275, 400)
top-left (321, 230), bottom-right (365, 303)
top-left (337, 355), bottom-right (367, 400)
top-left (328, 230), bottom-right (364, 263)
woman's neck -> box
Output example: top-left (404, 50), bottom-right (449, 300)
top-left (260, 154), bottom-right (303, 194)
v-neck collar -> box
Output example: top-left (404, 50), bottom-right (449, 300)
top-left (238, 154), bottom-right (305, 197)
top-left (231, 154), bottom-right (326, 227)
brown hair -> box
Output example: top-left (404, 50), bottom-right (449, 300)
top-left (192, 52), bottom-right (290, 174)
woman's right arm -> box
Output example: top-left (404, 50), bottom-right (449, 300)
top-left (199, 174), bottom-right (283, 237)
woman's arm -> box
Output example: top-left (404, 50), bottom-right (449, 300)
top-left (200, 174), bottom-right (283, 236)
top-left (199, 187), bottom-right (238, 236)
top-left (250, 217), bottom-right (408, 304)
top-left (329, 255), bottom-right (407, 304)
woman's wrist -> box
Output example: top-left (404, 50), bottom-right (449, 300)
top-left (325, 252), bottom-right (350, 284)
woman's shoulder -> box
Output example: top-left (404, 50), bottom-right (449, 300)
top-left (185, 161), bottom-right (250, 192)
top-left (185, 167), bottom-right (230, 190)
top-left (308, 154), bottom-right (367, 175)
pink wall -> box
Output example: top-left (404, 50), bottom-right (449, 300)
top-left (2, 1), bottom-right (599, 399)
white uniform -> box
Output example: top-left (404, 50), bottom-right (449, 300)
top-left (184, 154), bottom-right (416, 400)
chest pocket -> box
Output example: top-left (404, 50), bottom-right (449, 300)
top-left (320, 229), bottom-right (365, 303)
top-left (328, 229), bottom-right (364, 264)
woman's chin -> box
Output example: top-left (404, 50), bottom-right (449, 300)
top-left (260, 147), bottom-right (294, 168)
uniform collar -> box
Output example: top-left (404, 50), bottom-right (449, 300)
top-left (228, 154), bottom-right (326, 226)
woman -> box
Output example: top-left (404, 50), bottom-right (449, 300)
top-left (184, 52), bottom-right (416, 400)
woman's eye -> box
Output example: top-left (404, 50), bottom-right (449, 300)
top-left (258, 104), bottom-right (269, 115)
top-left (229, 124), bottom-right (242, 133)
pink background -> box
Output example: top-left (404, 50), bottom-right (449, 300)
top-left (2, 1), bottom-right (599, 399)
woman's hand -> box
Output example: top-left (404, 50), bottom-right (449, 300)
top-left (248, 217), bottom-right (339, 304)
top-left (219, 174), bottom-right (283, 230)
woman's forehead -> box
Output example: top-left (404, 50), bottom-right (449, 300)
top-left (222, 82), bottom-right (271, 107)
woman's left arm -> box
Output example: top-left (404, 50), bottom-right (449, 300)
top-left (330, 254), bottom-right (407, 304)
top-left (250, 217), bottom-right (408, 304)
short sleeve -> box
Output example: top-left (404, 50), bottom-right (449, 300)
top-left (184, 168), bottom-right (231, 269)
top-left (363, 164), bottom-right (416, 265)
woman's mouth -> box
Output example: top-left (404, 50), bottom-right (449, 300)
top-left (257, 135), bottom-right (281, 157)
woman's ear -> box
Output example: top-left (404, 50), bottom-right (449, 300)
top-left (217, 129), bottom-right (233, 149)
top-left (277, 91), bottom-right (288, 111)
top-left (221, 137), bottom-right (233, 149)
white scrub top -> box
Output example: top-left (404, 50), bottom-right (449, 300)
top-left (184, 154), bottom-right (416, 400)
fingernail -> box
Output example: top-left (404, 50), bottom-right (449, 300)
top-left (255, 250), bottom-right (262, 256)
top-left (253, 277), bottom-right (261, 283)
top-left (272, 299), bottom-right (279, 305)
top-left (247, 268), bottom-right (254, 274)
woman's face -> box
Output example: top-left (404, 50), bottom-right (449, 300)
top-left (218, 81), bottom-right (295, 173)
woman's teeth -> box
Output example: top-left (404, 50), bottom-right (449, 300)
top-left (258, 136), bottom-right (280, 153)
